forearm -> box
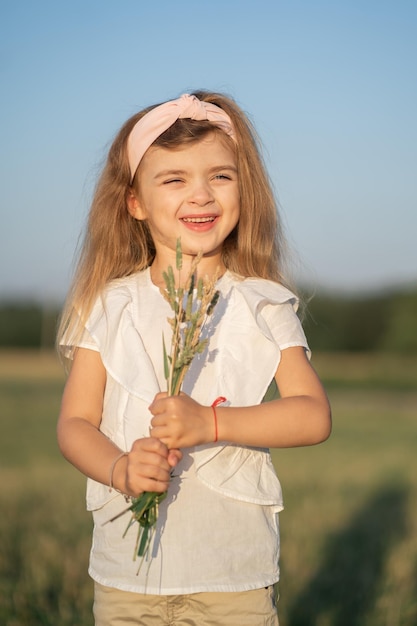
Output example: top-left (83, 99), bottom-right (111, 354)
top-left (150, 348), bottom-right (332, 450)
top-left (57, 348), bottom-right (179, 497)
top-left (57, 416), bottom-right (127, 491)
top-left (150, 391), bottom-right (332, 450)
top-left (57, 414), bottom-right (181, 497)
top-left (216, 395), bottom-right (332, 448)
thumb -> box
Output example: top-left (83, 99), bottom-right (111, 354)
top-left (168, 448), bottom-right (182, 467)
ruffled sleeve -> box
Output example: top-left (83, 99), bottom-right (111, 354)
top-left (85, 280), bottom-right (160, 403)
top-left (66, 276), bottom-right (162, 511)
top-left (84, 278), bottom-right (164, 449)
top-left (191, 273), bottom-right (309, 508)
top-left (184, 273), bottom-right (309, 407)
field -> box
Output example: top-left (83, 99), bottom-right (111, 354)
top-left (0, 350), bottom-right (416, 626)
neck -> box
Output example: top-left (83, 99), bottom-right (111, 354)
top-left (150, 252), bottom-right (225, 288)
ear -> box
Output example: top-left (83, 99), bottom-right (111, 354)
top-left (127, 190), bottom-right (147, 220)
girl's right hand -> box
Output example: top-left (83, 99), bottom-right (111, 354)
top-left (114, 438), bottom-right (182, 498)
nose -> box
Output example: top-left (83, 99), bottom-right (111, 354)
top-left (188, 179), bottom-right (214, 206)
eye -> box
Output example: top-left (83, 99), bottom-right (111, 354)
top-left (214, 173), bottom-right (232, 181)
top-left (163, 178), bottom-right (183, 185)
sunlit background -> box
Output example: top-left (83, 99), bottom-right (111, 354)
top-left (1, 0), bottom-right (416, 302)
top-left (1, 4), bottom-right (417, 625)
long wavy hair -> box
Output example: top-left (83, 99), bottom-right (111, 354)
top-left (57, 90), bottom-right (291, 357)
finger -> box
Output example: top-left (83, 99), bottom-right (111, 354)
top-left (133, 462), bottom-right (171, 483)
top-left (148, 391), bottom-right (168, 413)
top-left (126, 461), bottom-right (172, 495)
top-left (131, 436), bottom-right (169, 457)
top-left (168, 449), bottom-right (182, 467)
top-left (149, 414), bottom-right (167, 428)
top-left (150, 422), bottom-right (177, 442)
top-left (128, 475), bottom-right (171, 496)
top-left (130, 449), bottom-right (171, 471)
top-left (149, 423), bottom-right (174, 444)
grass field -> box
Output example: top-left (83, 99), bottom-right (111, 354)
top-left (0, 349), bottom-right (416, 626)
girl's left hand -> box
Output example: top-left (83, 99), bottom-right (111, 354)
top-left (149, 392), bottom-right (214, 449)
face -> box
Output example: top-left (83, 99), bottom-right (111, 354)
top-left (128, 133), bottom-right (240, 273)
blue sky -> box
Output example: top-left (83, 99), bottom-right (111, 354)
top-left (1, 0), bottom-right (416, 301)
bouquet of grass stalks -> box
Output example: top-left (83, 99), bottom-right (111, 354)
top-left (112, 239), bottom-right (220, 567)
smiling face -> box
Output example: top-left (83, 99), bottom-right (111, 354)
top-left (127, 132), bottom-right (240, 279)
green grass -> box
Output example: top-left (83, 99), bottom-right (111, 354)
top-left (272, 384), bottom-right (417, 625)
top-left (0, 354), bottom-right (93, 625)
top-left (0, 350), bottom-right (416, 625)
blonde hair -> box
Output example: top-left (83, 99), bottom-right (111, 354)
top-left (57, 90), bottom-right (290, 357)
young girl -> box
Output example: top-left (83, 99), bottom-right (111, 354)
top-left (57, 91), bottom-right (331, 625)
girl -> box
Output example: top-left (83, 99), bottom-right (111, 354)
top-left (57, 91), bottom-right (331, 625)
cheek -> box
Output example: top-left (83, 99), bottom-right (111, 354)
top-left (232, 197), bottom-right (241, 223)
top-left (225, 207), bottom-right (240, 238)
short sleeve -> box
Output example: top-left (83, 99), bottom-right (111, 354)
top-left (261, 301), bottom-right (310, 357)
top-left (59, 325), bottom-right (100, 359)
top-left (77, 327), bottom-right (100, 353)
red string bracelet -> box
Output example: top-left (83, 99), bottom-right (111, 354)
top-left (211, 396), bottom-right (227, 443)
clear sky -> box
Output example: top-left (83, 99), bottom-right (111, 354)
top-left (1, 0), bottom-right (416, 301)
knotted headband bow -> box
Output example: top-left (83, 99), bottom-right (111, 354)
top-left (127, 94), bottom-right (236, 181)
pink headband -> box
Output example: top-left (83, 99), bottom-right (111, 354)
top-left (127, 94), bottom-right (236, 181)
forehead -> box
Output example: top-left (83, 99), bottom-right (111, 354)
top-left (140, 132), bottom-right (237, 171)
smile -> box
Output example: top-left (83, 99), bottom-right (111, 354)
top-left (182, 216), bottom-right (216, 223)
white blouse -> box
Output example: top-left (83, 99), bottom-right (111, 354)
top-left (63, 268), bottom-right (309, 594)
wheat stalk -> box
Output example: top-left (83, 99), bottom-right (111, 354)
top-left (114, 239), bottom-right (220, 566)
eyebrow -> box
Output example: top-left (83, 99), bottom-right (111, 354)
top-left (153, 164), bottom-right (238, 180)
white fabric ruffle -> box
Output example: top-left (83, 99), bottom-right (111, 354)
top-left (65, 270), bottom-right (308, 511)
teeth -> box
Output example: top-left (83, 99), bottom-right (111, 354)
top-left (183, 217), bottom-right (215, 223)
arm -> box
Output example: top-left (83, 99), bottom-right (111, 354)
top-left (57, 347), bottom-right (181, 497)
top-left (149, 346), bottom-right (332, 449)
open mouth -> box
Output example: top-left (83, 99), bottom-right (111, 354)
top-left (181, 216), bottom-right (216, 224)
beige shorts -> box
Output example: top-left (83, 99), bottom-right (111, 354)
top-left (93, 581), bottom-right (279, 625)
